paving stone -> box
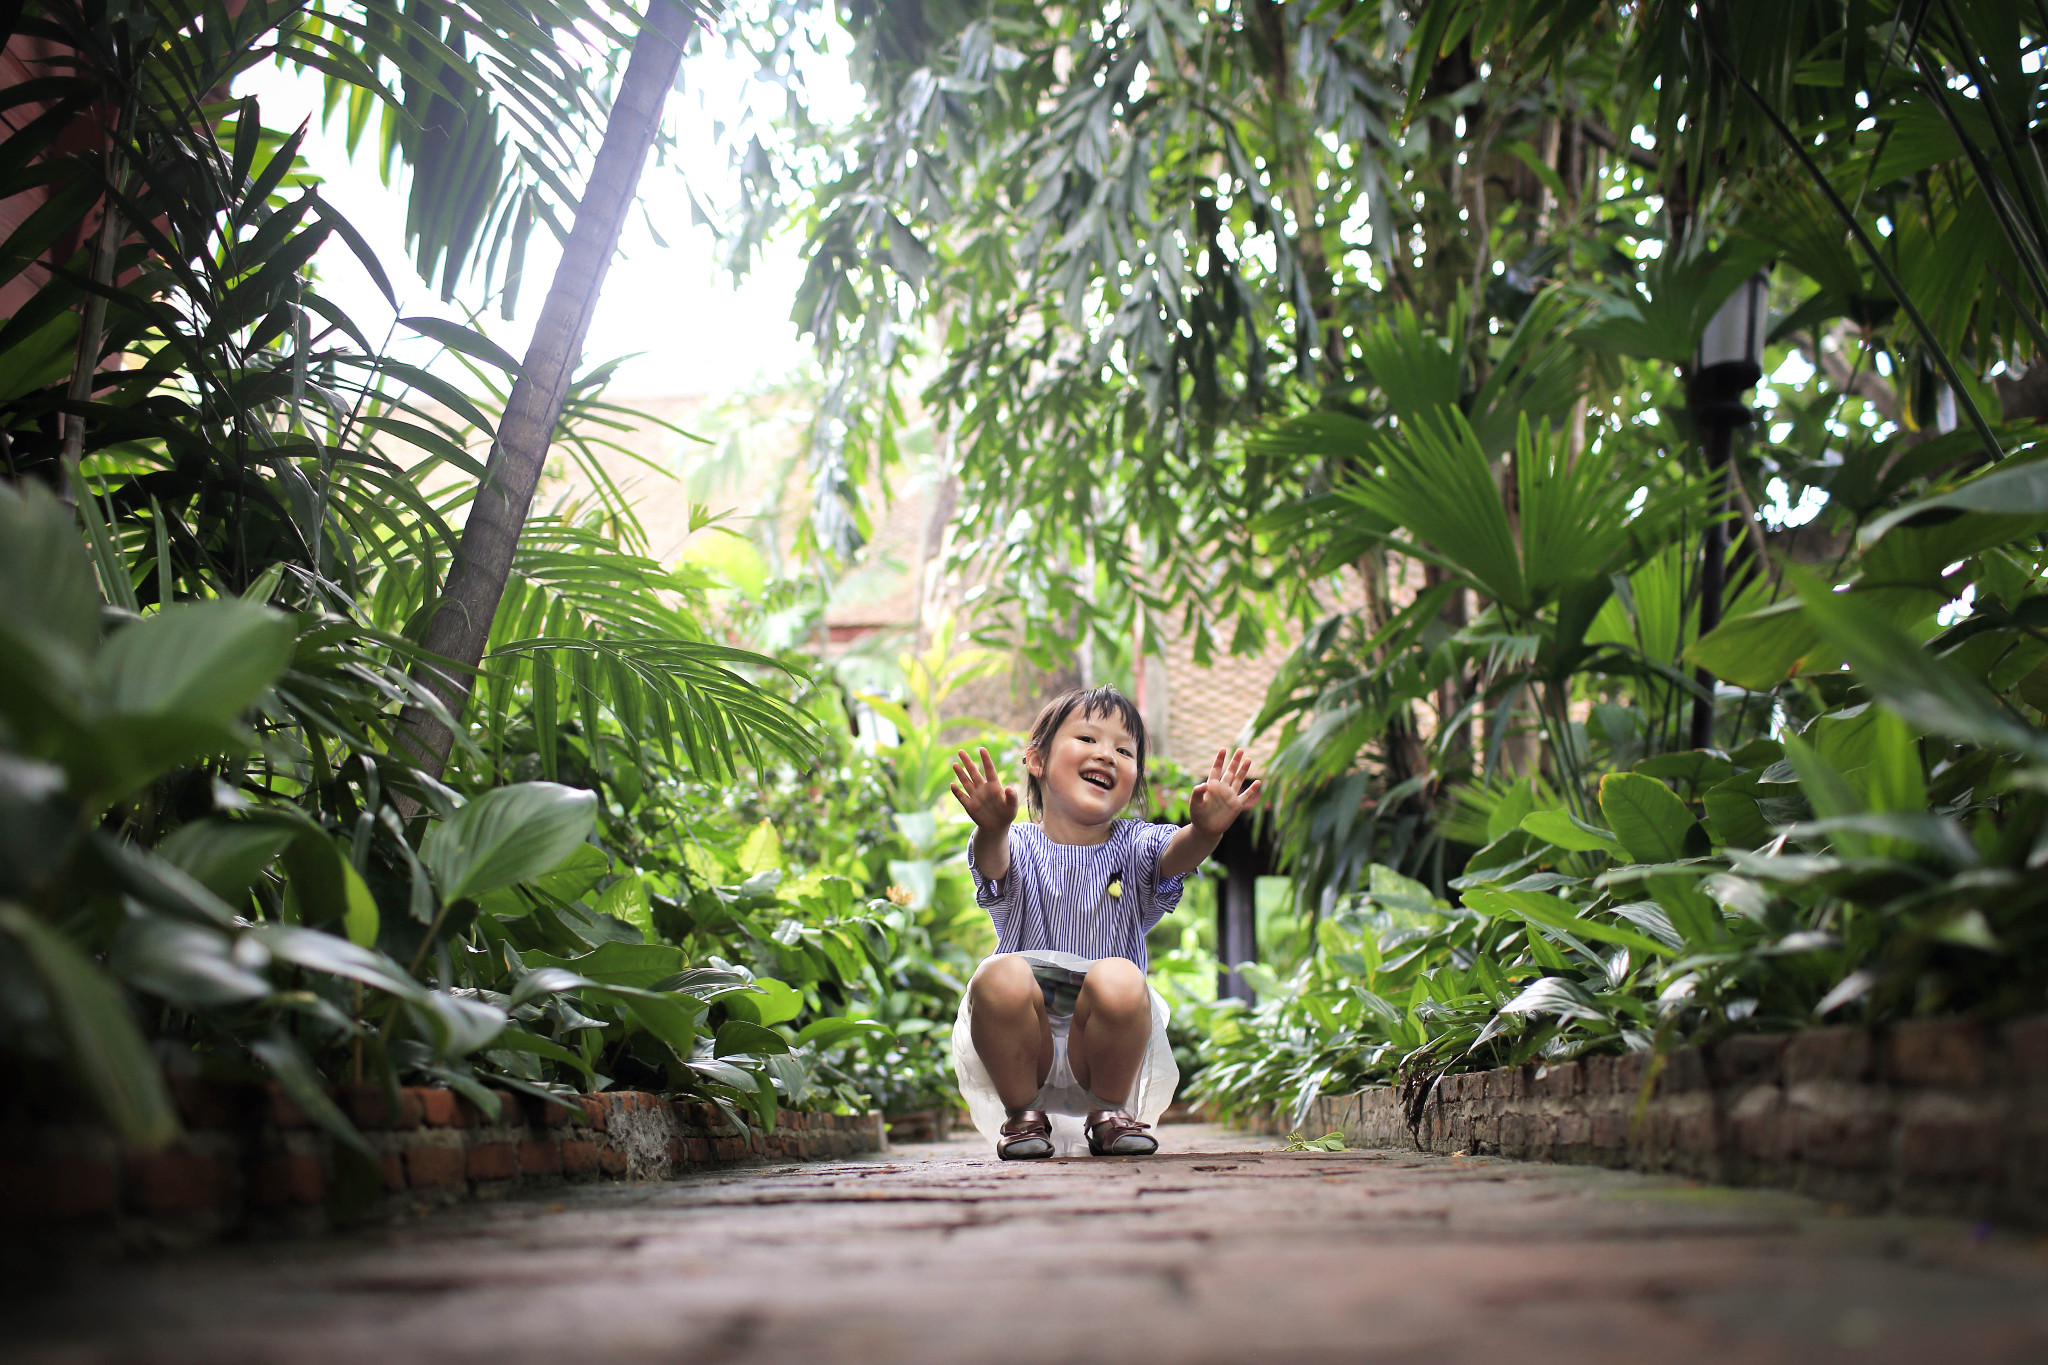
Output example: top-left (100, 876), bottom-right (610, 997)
top-left (13, 1125), bottom-right (2048, 1364)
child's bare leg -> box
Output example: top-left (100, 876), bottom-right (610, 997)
top-left (968, 955), bottom-right (1053, 1111)
top-left (1068, 957), bottom-right (1151, 1106)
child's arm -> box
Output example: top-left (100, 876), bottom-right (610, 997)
top-left (950, 746), bottom-right (1020, 884)
top-left (1158, 747), bottom-right (1265, 880)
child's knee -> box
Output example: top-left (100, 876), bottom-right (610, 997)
top-left (970, 954), bottom-right (1039, 1013)
top-left (1082, 957), bottom-right (1148, 1014)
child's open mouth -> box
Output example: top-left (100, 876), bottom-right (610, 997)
top-left (1078, 770), bottom-right (1115, 792)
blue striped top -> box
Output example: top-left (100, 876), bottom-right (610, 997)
top-left (967, 820), bottom-right (1188, 973)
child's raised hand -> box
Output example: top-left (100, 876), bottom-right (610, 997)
top-left (949, 747), bottom-right (1019, 830)
top-left (1189, 747), bottom-right (1264, 836)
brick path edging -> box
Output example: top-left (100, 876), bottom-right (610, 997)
top-left (1264, 1013), bottom-right (2048, 1225)
top-left (2, 1080), bottom-right (886, 1249)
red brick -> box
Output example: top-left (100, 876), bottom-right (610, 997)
top-left (2003, 1015), bottom-right (2048, 1086)
top-left (166, 1075), bottom-right (243, 1130)
top-left (666, 1136), bottom-right (685, 1164)
top-left (488, 1090), bottom-right (518, 1123)
top-left (378, 1153), bottom-right (405, 1192)
top-left (403, 1145), bottom-right (464, 1188)
top-left (1900, 1116), bottom-right (2001, 1179)
top-left (343, 1086), bottom-right (422, 1131)
top-left (466, 1143), bottom-right (517, 1181)
top-left (1580, 1056), bottom-right (1614, 1096)
top-left (1793, 1106), bottom-right (1891, 1170)
top-left (125, 1151), bottom-right (235, 1214)
top-left (1538, 1062), bottom-right (1583, 1098)
top-left (519, 1140), bottom-right (562, 1176)
top-left (597, 1145), bottom-right (628, 1176)
top-left (579, 1096), bottom-right (610, 1133)
top-left (266, 1084), bottom-right (313, 1130)
top-left (1710, 1034), bottom-right (1788, 1087)
top-left (417, 1088), bottom-right (462, 1128)
top-left (1731, 1090), bottom-right (1793, 1161)
top-left (1659, 1048), bottom-right (1708, 1095)
top-left (1784, 1027), bottom-right (1873, 1085)
top-left (1888, 1018), bottom-right (1988, 1089)
top-left (686, 1138), bottom-right (713, 1163)
top-left (1613, 1052), bottom-right (1650, 1094)
top-left (248, 1154), bottom-right (325, 1208)
top-left (0, 1159), bottom-right (118, 1219)
top-left (561, 1140), bottom-right (599, 1177)
top-left (529, 1095), bottom-right (578, 1128)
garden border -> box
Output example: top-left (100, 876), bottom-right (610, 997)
top-left (1265, 1013), bottom-right (2048, 1225)
top-left (2, 1078), bottom-right (886, 1253)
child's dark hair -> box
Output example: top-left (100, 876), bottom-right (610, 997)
top-left (1023, 686), bottom-right (1149, 819)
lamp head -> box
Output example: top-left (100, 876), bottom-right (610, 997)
top-left (1690, 268), bottom-right (1771, 425)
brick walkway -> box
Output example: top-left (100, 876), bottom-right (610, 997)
top-left (16, 1125), bottom-right (2048, 1363)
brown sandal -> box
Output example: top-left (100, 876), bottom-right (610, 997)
top-left (997, 1109), bottom-right (1054, 1160)
top-left (1084, 1108), bottom-right (1158, 1157)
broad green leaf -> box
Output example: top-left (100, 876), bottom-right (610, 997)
top-left (1788, 567), bottom-right (2048, 761)
top-left (489, 1025), bottom-right (597, 1079)
top-left (420, 783), bottom-right (598, 903)
top-left (1860, 457), bottom-right (2048, 546)
top-left (598, 989), bottom-right (704, 1059)
top-left (109, 917), bottom-right (270, 1007)
top-left (411, 990), bottom-right (507, 1057)
top-left (738, 818), bottom-right (783, 874)
top-left (1464, 889), bottom-right (1673, 958)
top-left (0, 903), bottom-right (178, 1147)
top-left (1686, 587), bottom-right (1945, 691)
top-left (94, 600), bottom-right (296, 724)
top-left (714, 1018), bottom-right (791, 1057)
top-left (1495, 975), bottom-right (1611, 1023)
top-left (251, 923), bottom-right (424, 1001)
top-left (1520, 809), bottom-right (1621, 854)
top-left (534, 842), bottom-right (609, 903)
top-left (794, 1017), bottom-right (894, 1049)
top-left (1598, 772), bottom-right (1700, 863)
top-left (722, 976), bottom-right (802, 1026)
top-left (156, 820), bottom-right (294, 902)
top-left (341, 861), bottom-right (380, 948)
top-left (596, 874), bottom-right (654, 943)
top-left (280, 830), bottom-right (361, 930)
top-left (523, 941), bottom-right (688, 988)
top-left (0, 482), bottom-right (98, 683)
top-left (249, 1031), bottom-right (374, 1157)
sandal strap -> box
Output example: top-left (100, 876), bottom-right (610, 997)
top-left (1083, 1108), bottom-right (1150, 1137)
top-left (1000, 1109), bottom-right (1050, 1137)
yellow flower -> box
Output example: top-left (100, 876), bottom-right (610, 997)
top-left (886, 884), bottom-right (914, 906)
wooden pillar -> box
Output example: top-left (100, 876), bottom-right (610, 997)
top-left (1215, 817), bottom-right (1258, 1002)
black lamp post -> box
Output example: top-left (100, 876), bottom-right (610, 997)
top-left (1688, 268), bottom-right (1770, 751)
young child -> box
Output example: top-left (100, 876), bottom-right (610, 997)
top-left (948, 686), bottom-right (1263, 1159)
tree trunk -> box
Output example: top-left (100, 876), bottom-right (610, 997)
top-left (397, 0), bottom-right (694, 780)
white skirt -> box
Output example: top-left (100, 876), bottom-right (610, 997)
top-left (952, 952), bottom-right (1180, 1158)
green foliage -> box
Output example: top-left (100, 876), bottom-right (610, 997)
top-left (0, 0), bottom-right (979, 1166)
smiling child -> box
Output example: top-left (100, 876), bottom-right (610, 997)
top-left (948, 686), bottom-right (1263, 1159)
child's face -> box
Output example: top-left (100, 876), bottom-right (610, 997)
top-left (1028, 706), bottom-right (1139, 824)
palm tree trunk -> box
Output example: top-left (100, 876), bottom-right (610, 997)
top-left (397, 0), bottom-right (693, 780)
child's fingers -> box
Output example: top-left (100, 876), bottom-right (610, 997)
top-left (979, 747), bottom-right (1000, 784)
top-left (1240, 778), bottom-right (1265, 808)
